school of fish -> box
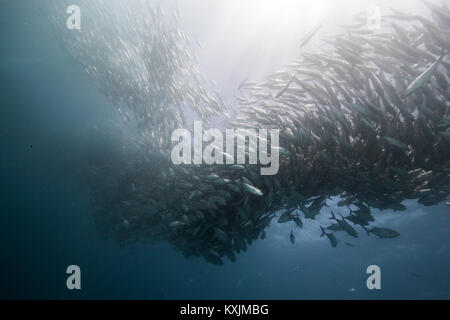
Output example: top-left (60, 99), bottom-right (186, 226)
top-left (51, 0), bottom-right (449, 265)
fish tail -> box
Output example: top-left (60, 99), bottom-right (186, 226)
top-left (320, 226), bottom-right (326, 237)
top-left (329, 210), bottom-right (337, 221)
top-left (438, 52), bottom-right (447, 62)
top-left (362, 225), bottom-right (370, 236)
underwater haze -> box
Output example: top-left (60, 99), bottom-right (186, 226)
top-left (1, 0), bottom-right (450, 299)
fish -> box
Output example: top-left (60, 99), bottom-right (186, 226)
top-left (214, 228), bottom-right (230, 243)
top-left (290, 230), bottom-right (295, 244)
top-left (368, 227), bottom-right (400, 238)
top-left (345, 242), bottom-right (360, 248)
top-left (404, 54), bottom-right (447, 97)
top-left (383, 137), bottom-right (409, 150)
top-left (330, 211), bottom-right (358, 238)
top-left (241, 183), bottom-right (264, 197)
top-left (299, 23), bottom-right (323, 48)
top-left (346, 213), bottom-right (370, 227)
top-left (202, 252), bottom-right (224, 266)
top-left (320, 226), bottom-right (338, 248)
top-left (238, 78), bottom-right (248, 91)
top-left (122, 218), bottom-right (130, 229)
top-left (169, 221), bottom-right (185, 229)
top-left (326, 223), bottom-right (344, 231)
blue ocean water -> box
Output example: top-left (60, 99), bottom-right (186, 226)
top-left (1, 1), bottom-right (449, 299)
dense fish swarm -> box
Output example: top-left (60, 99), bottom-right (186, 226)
top-left (52, 0), bottom-right (449, 265)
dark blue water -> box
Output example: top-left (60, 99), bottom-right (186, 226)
top-left (1, 1), bottom-right (449, 299)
